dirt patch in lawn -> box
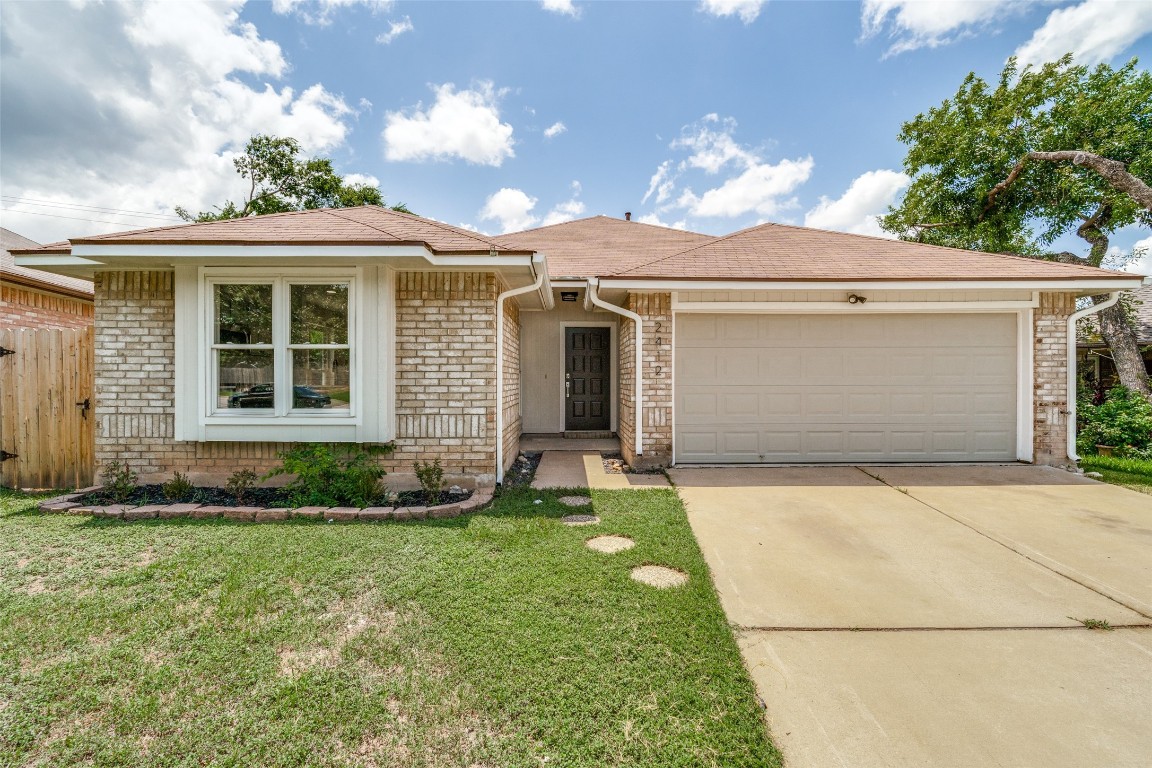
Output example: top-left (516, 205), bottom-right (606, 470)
top-left (278, 593), bottom-right (396, 677)
top-left (631, 565), bottom-right (689, 588)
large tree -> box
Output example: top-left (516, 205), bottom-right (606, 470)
top-left (177, 134), bottom-right (410, 222)
top-left (881, 55), bottom-right (1152, 397)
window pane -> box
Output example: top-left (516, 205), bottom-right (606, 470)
top-left (292, 349), bottom-right (350, 410)
top-left (291, 283), bottom-right (348, 345)
top-left (218, 349), bottom-right (275, 410)
top-left (215, 284), bottom-right (272, 344)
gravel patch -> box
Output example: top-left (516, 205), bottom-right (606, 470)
top-left (558, 496), bottom-right (591, 507)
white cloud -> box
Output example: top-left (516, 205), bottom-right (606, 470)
top-left (636, 213), bottom-right (689, 230)
top-left (803, 169), bottom-right (911, 237)
top-left (861, 0), bottom-right (1032, 56)
top-left (0, 0), bottom-right (357, 242)
top-left (700, 0), bottom-right (766, 24)
top-left (541, 0), bottom-right (580, 18)
top-left (541, 181), bottom-right (586, 226)
top-left (376, 16), bottom-right (413, 44)
top-left (383, 82), bottom-right (515, 166)
top-left (272, 0), bottom-right (392, 26)
top-left (672, 114), bottom-right (758, 173)
top-left (543, 121), bottom-right (568, 139)
top-left (342, 173), bottom-right (380, 188)
top-left (678, 156), bottom-right (814, 218)
top-left (479, 188), bottom-right (539, 233)
top-left (1121, 236), bottom-right (1152, 276)
top-left (642, 160), bottom-right (675, 205)
top-left (1015, 0), bottom-right (1152, 68)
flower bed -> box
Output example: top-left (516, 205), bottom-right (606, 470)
top-left (37, 486), bottom-right (492, 522)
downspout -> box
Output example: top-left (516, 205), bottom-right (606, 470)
top-left (586, 278), bottom-right (644, 457)
top-left (1066, 291), bottom-right (1121, 462)
top-left (495, 255), bottom-right (549, 484)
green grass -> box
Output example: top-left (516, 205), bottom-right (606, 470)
top-left (1080, 455), bottom-right (1152, 496)
top-left (0, 486), bottom-right (779, 767)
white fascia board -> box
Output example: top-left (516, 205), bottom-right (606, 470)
top-left (70, 243), bottom-right (536, 268)
top-left (13, 254), bottom-right (102, 267)
top-left (599, 278), bottom-right (1146, 291)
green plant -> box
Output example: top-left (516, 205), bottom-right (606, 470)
top-left (1069, 617), bottom-right (1114, 631)
top-left (162, 471), bottom-right (195, 501)
top-left (1077, 386), bottom-right (1152, 455)
top-left (100, 460), bottom-right (138, 503)
top-left (266, 443), bottom-right (392, 508)
top-left (414, 459), bottom-right (445, 501)
top-left (226, 469), bottom-right (259, 504)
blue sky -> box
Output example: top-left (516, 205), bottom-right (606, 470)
top-left (2, 0), bottom-right (1150, 271)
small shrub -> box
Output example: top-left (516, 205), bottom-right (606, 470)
top-left (414, 459), bottom-right (444, 501)
top-left (1077, 386), bottom-right (1152, 455)
top-left (226, 469), bottom-right (259, 504)
top-left (266, 443), bottom-right (392, 508)
top-left (100, 461), bottom-right (138, 503)
top-left (162, 471), bottom-right (195, 501)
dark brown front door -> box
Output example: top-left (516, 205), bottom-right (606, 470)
top-left (565, 327), bottom-right (610, 431)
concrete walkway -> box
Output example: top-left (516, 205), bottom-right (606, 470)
top-left (671, 465), bottom-right (1152, 768)
top-left (531, 451), bottom-right (669, 489)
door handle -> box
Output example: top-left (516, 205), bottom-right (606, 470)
top-left (566, 381), bottom-right (570, 399)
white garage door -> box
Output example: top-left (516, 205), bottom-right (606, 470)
top-left (675, 313), bottom-right (1018, 463)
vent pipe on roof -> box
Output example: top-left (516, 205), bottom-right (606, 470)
top-left (624, 212), bottom-right (631, 221)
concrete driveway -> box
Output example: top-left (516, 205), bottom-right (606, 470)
top-left (670, 465), bottom-right (1152, 768)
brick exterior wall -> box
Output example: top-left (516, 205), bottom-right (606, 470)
top-left (1034, 291), bottom-right (1075, 466)
top-left (1, 282), bottom-right (93, 330)
top-left (501, 295), bottom-right (521, 471)
top-left (619, 292), bottom-right (673, 468)
top-left (93, 270), bottom-right (502, 488)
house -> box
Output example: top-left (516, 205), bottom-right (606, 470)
top-left (12, 207), bottom-right (1144, 487)
top-left (1, 228), bottom-right (93, 329)
top-left (1077, 283), bottom-right (1152, 393)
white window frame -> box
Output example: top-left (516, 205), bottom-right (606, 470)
top-left (175, 265), bottom-right (390, 443)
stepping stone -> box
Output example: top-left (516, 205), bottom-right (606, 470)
top-left (558, 496), bottom-right (592, 507)
top-left (585, 535), bottom-right (635, 554)
top-left (630, 565), bottom-right (688, 589)
top-left (561, 514), bottom-right (600, 526)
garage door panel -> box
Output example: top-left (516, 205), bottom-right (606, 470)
top-left (675, 313), bottom-right (1018, 463)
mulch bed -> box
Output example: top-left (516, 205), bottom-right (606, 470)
top-left (76, 485), bottom-right (472, 509)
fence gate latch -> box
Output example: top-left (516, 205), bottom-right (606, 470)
top-left (76, 398), bottom-right (91, 419)
top-left (0, 346), bottom-right (14, 358)
top-left (0, 450), bottom-right (17, 462)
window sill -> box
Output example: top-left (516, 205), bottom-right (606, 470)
top-left (196, 420), bottom-right (370, 443)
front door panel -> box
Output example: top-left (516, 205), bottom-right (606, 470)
top-left (565, 327), bottom-right (611, 431)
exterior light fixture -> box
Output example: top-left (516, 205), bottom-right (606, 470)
top-left (848, 293), bottom-right (868, 304)
top-left (560, 291), bottom-right (579, 302)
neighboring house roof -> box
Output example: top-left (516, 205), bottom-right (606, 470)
top-left (1, 227), bottom-right (93, 298)
top-left (609, 221), bottom-right (1137, 282)
top-left (498, 215), bottom-right (713, 277)
top-left (1080, 283), bottom-right (1152, 346)
top-left (11, 207), bottom-right (531, 256)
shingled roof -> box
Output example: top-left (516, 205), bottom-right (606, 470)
top-left (498, 216), bottom-right (712, 277)
top-left (12, 207), bottom-right (530, 256)
top-left (610, 221), bottom-right (1137, 282)
top-left (1, 228), bottom-right (93, 298)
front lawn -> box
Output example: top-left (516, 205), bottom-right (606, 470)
top-left (0, 486), bottom-right (779, 767)
top-left (1080, 455), bottom-right (1152, 496)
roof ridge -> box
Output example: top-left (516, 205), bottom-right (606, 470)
top-left (503, 214), bottom-right (710, 239)
top-left (613, 220), bottom-right (758, 275)
top-left (68, 207), bottom-right (331, 242)
top-left (354, 205), bottom-right (519, 249)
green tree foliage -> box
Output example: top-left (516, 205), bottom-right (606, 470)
top-left (1078, 386), bottom-right (1152, 455)
top-left (177, 134), bottom-right (411, 222)
top-left (881, 55), bottom-right (1152, 252)
top-left (882, 55), bottom-right (1152, 397)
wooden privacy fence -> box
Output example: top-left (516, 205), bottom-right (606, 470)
top-left (0, 326), bottom-right (95, 489)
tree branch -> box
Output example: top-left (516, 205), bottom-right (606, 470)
top-left (983, 150), bottom-right (1152, 218)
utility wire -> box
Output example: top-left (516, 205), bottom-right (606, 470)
top-left (1, 195), bottom-right (183, 221)
top-left (0, 207), bottom-right (175, 228)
